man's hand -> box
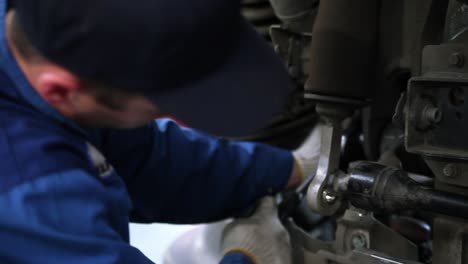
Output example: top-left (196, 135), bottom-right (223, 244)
top-left (287, 124), bottom-right (321, 189)
top-left (220, 197), bottom-right (291, 264)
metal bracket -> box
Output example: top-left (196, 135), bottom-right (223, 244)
top-left (306, 121), bottom-right (342, 215)
top-left (406, 44), bottom-right (468, 160)
top-left (304, 96), bottom-right (362, 216)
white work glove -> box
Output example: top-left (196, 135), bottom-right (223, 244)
top-left (220, 197), bottom-right (291, 264)
top-left (292, 124), bottom-right (322, 181)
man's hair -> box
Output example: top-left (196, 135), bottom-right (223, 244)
top-left (9, 13), bottom-right (130, 110)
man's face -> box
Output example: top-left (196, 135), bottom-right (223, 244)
top-left (6, 11), bottom-right (162, 129)
top-left (71, 90), bottom-right (162, 128)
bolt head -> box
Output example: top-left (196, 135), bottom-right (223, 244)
top-left (449, 53), bottom-right (465, 68)
top-left (424, 106), bottom-right (442, 124)
top-left (288, 66), bottom-right (300, 77)
top-left (351, 233), bottom-right (367, 249)
top-left (322, 190), bottom-right (337, 204)
top-left (443, 164), bottom-right (457, 178)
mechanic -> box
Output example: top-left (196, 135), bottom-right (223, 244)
top-left (0, 0), bottom-right (320, 263)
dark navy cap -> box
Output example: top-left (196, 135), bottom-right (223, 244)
top-left (13, 0), bottom-right (292, 136)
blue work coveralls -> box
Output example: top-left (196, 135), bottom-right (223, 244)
top-left (0, 1), bottom-right (293, 263)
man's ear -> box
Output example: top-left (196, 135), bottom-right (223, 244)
top-left (35, 69), bottom-right (81, 107)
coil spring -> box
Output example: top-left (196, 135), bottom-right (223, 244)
top-left (241, 0), bottom-right (279, 38)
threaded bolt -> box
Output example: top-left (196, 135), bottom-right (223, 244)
top-left (423, 106), bottom-right (442, 124)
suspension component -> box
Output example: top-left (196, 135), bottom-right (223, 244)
top-left (305, 0), bottom-right (379, 99)
top-left (303, 0), bottom-right (379, 215)
top-left (338, 162), bottom-right (468, 219)
top-left (305, 103), bottom-right (353, 216)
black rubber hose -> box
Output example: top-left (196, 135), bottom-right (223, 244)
top-left (343, 162), bottom-right (468, 219)
top-left (420, 189), bottom-right (468, 219)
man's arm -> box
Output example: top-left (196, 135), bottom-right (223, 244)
top-left (94, 118), bottom-right (295, 224)
top-left (0, 170), bottom-right (155, 264)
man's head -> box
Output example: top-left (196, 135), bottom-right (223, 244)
top-left (8, 0), bottom-right (292, 136)
top-left (7, 11), bottom-right (160, 129)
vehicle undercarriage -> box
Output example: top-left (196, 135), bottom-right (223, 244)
top-left (166, 1), bottom-right (468, 263)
